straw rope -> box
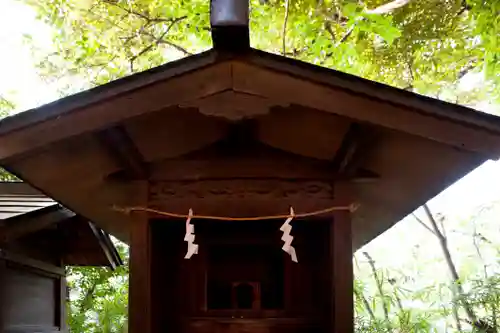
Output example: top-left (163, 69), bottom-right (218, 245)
top-left (113, 203), bottom-right (359, 221)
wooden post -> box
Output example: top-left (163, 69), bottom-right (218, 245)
top-left (59, 275), bottom-right (67, 332)
top-left (330, 181), bottom-right (354, 333)
top-left (331, 210), bottom-right (354, 333)
top-left (128, 182), bottom-right (151, 333)
top-left (0, 259), bottom-right (5, 332)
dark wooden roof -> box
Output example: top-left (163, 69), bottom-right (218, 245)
top-left (1, 49), bottom-right (500, 156)
top-left (0, 182), bottom-right (122, 268)
top-left (0, 47), bottom-right (499, 249)
top-left (0, 182), bottom-right (55, 220)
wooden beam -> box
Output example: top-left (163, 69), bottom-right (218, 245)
top-left (0, 206), bottom-right (75, 243)
top-left (96, 126), bottom-right (148, 180)
top-left (0, 182), bottom-right (42, 195)
top-left (0, 249), bottom-right (65, 277)
top-left (210, 0), bottom-right (250, 51)
top-left (232, 61), bottom-right (500, 158)
top-left (0, 61), bottom-right (231, 161)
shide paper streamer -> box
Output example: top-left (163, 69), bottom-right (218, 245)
top-left (184, 209), bottom-right (199, 259)
top-left (280, 207), bottom-right (298, 263)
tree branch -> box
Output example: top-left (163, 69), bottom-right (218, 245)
top-left (138, 27), bottom-right (192, 56)
top-left (156, 38), bottom-right (192, 55)
top-left (282, 0), bottom-right (291, 55)
top-left (365, 0), bottom-right (413, 14)
top-left (457, 60), bottom-right (478, 80)
top-left (412, 213), bottom-right (436, 236)
top-left (129, 16), bottom-right (187, 71)
top-left (102, 0), bottom-right (170, 24)
top-left (387, 276), bottom-right (404, 312)
top-left (324, 21), bottom-right (335, 41)
top-left (457, 0), bottom-right (472, 16)
top-left (423, 204), bottom-right (477, 325)
top-left (354, 280), bottom-right (377, 322)
top-left (362, 251), bottom-right (391, 323)
top-left (337, 25), bottom-right (355, 44)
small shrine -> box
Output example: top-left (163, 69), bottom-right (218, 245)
top-left (1, 1), bottom-right (500, 332)
top-left (0, 182), bottom-right (122, 333)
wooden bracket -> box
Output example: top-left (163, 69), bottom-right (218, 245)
top-left (331, 123), bottom-right (379, 179)
top-left (97, 125), bottom-right (148, 180)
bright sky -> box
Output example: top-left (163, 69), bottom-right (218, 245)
top-left (1, 0), bottom-right (500, 264)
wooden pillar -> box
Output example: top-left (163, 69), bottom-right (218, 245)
top-left (331, 183), bottom-right (354, 333)
top-left (58, 275), bottom-right (68, 332)
top-left (129, 182), bottom-right (151, 333)
top-left (0, 259), bottom-right (5, 332)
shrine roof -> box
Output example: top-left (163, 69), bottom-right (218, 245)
top-left (1, 48), bottom-right (500, 148)
top-left (0, 182), bottom-right (122, 268)
top-left (0, 19), bottom-right (500, 249)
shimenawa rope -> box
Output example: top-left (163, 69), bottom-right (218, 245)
top-left (112, 203), bottom-right (359, 221)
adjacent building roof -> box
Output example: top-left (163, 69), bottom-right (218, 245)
top-left (0, 182), bottom-right (122, 268)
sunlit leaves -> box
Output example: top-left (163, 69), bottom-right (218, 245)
top-left (67, 241), bottom-right (129, 333)
top-left (21, 0), bottom-right (500, 107)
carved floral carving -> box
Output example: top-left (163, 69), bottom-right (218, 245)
top-left (149, 180), bottom-right (334, 203)
top-left (179, 90), bottom-right (289, 121)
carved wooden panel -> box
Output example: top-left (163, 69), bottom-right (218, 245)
top-left (148, 180), bottom-right (335, 216)
top-left (150, 180), bottom-right (333, 201)
top-left (180, 91), bottom-right (288, 121)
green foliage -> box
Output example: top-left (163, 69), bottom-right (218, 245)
top-left (0, 96), bottom-right (18, 181)
top-left (67, 241), bottom-right (129, 333)
top-left (21, 0), bottom-right (500, 105)
top-left (0, 95), bottom-right (15, 118)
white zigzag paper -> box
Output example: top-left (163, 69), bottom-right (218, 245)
top-left (280, 208), bottom-right (298, 263)
top-left (184, 209), bottom-right (198, 259)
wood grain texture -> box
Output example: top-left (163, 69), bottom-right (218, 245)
top-left (0, 62), bottom-right (232, 160)
top-left (148, 179), bottom-right (338, 218)
top-left (128, 181), bottom-right (151, 333)
top-left (2, 266), bottom-right (58, 329)
top-left (0, 259), bottom-right (5, 332)
top-left (231, 61), bottom-right (500, 158)
top-left (331, 211), bottom-right (353, 333)
top-left (0, 250), bottom-right (65, 277)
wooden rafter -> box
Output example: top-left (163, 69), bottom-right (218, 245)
top-left (88, 222), bottom-right (123, 270)
top-left (0, 206), bottom-right (75, 243)
top-left (331, 123), bottom-right (379, 179)
top-left (97, 125), bottom-right (148, 179)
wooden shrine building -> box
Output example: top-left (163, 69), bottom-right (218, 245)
top-left (0, 182), bottom-right (122, 333)
top-left (1, 1), bottom-right (500, 332)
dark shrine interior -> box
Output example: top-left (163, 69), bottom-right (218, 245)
top-left (150, 218), bottom-right (332, 332)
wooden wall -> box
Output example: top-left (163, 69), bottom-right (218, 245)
top-left (0, 229), bottom-right (66, 333)
top-left (0, 259), bottom-right (65, 333)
